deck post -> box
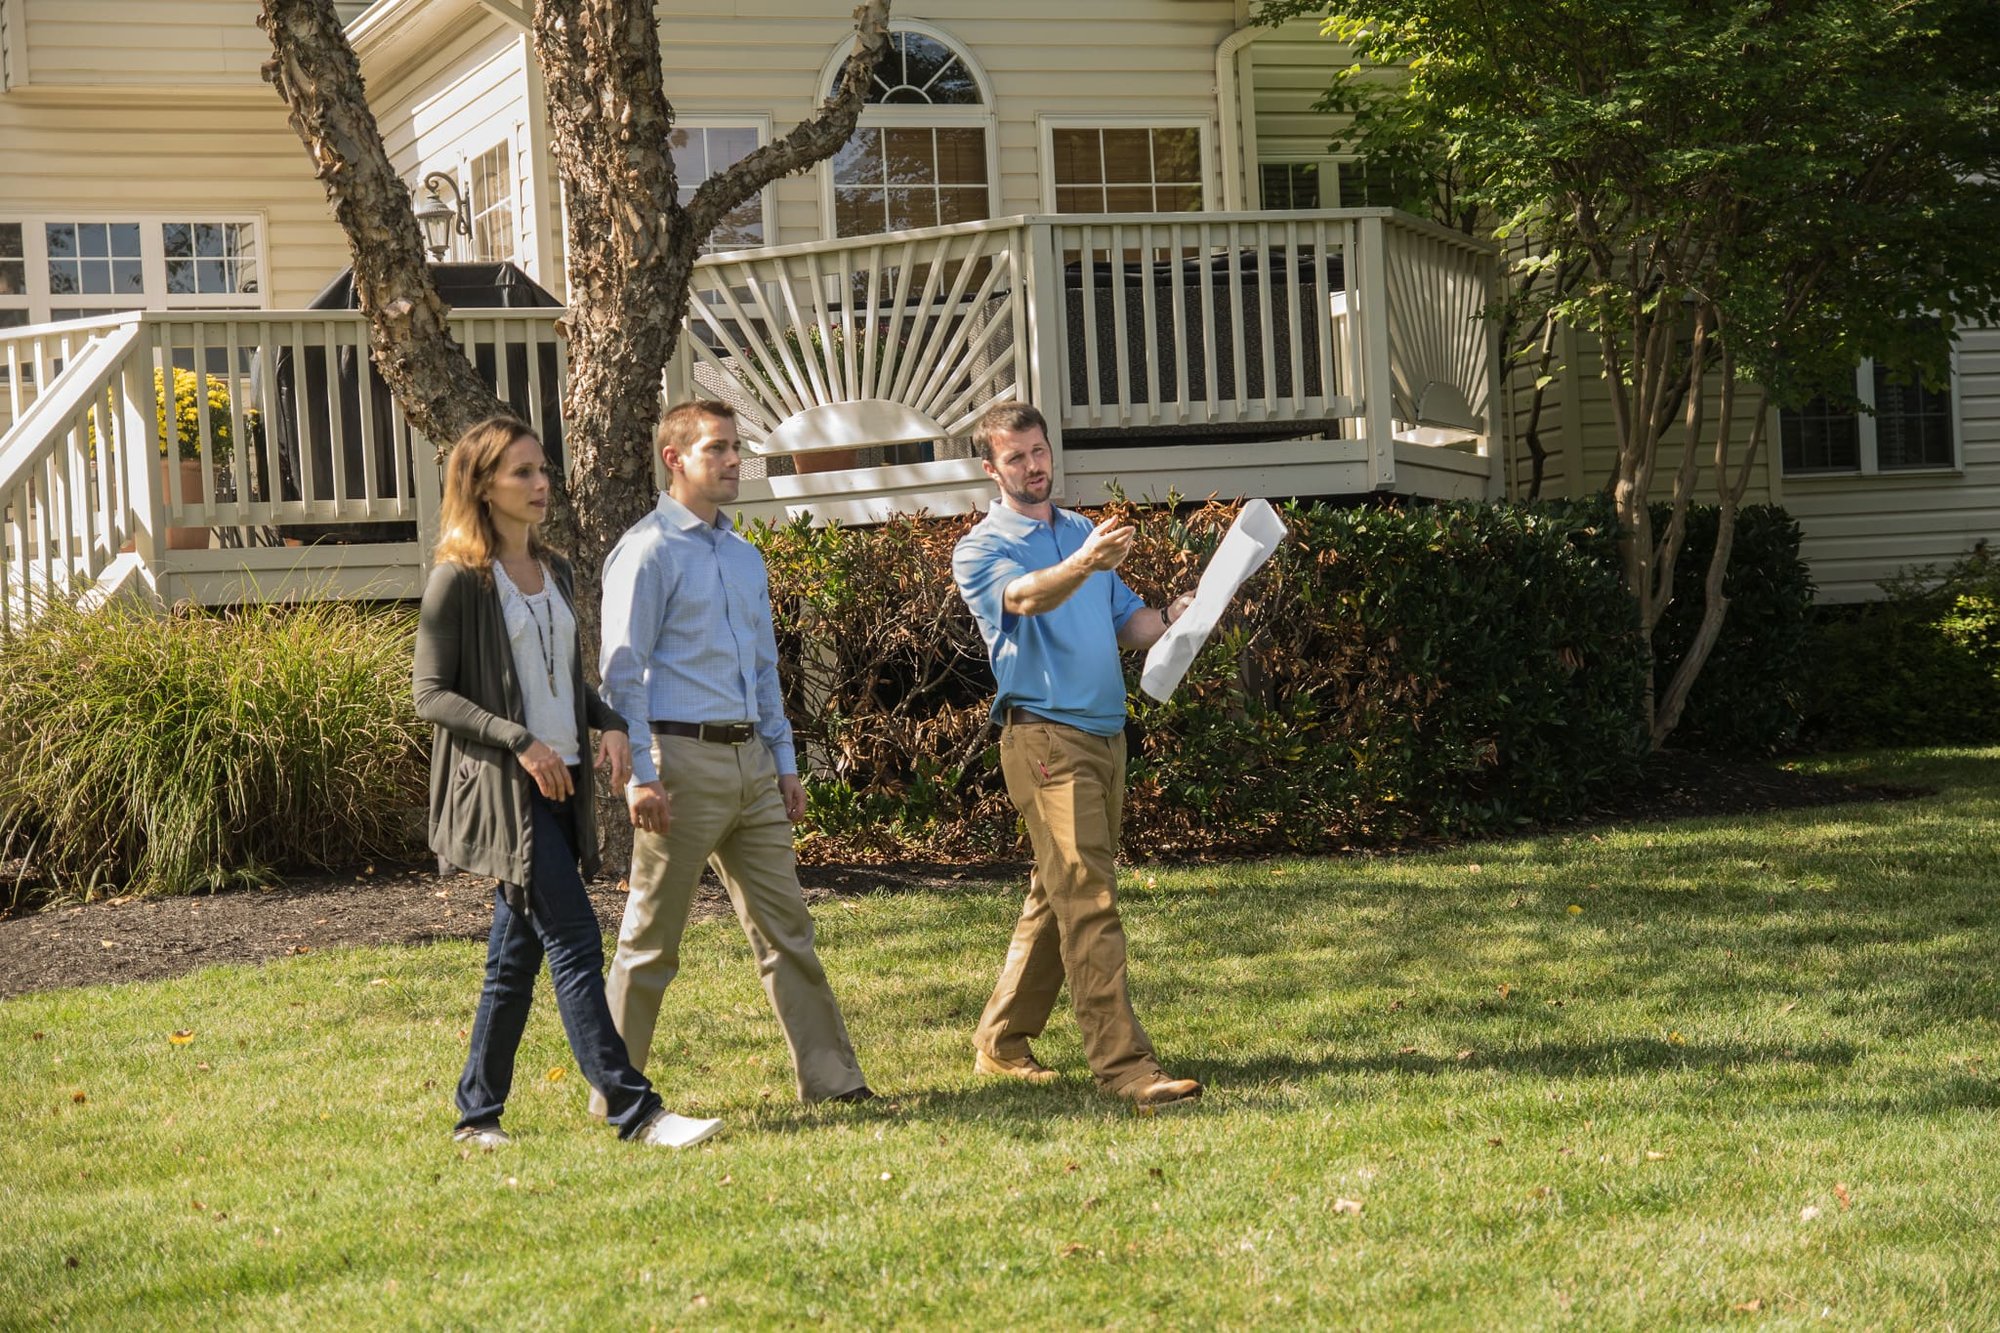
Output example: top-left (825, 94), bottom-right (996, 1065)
top-left (119, 333), bottom-right (166, 582)
top-left (411, 425), bottom-right (442, 569)
top-left (1024, 219), bottom-right (1069, 503)
top-left (1355, 214), bottom-right (1398, 491)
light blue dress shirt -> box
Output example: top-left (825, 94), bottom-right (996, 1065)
top-left (600, 492), bottom-right (796, 785)
top-left (953, 500), bottom-right (1143, 737)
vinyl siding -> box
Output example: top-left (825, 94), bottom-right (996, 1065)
top-left (366, 18), bottom-right (546, 285)
top-left (649, 0), bottom-right (1240, 246)
top-left (22, 0), bottom-right (269, 87)
top-left (0, 95), bottom-right (349, 307)
top-left (1780, 327), bottom-right (2000, 601)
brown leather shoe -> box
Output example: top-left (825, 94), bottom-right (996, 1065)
top-left (974, 1047), bottom-right (1060, 1085)
top-left (1122, 1075), bottom-right (1203, 1108)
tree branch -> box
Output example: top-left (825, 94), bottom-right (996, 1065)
top-left (686, 1), bottom-right (891, 243)
top-left (257, 0), bottom-right (504, 452)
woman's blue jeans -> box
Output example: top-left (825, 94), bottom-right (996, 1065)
top-left (455, 778), bottom-right (662, 1138)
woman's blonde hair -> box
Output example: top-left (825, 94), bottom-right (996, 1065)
top-left (431, 415), bottom-right (552, 577)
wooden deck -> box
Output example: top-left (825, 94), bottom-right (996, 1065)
top-left (1, 209), bottom-right (1496, 622)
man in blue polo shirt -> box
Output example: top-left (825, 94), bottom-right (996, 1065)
top-left (952, 400), bottom-right (1203, 1109)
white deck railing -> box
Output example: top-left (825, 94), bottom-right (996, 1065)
top-left (1, 309), bottom-right (564, 628)
top-left (2, 208), bottom-right (1495, 620)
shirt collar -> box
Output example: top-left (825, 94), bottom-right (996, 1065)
top-left (656, 490), bottom-right (735, 534)
top-left (984, 497), bottom-right (1064, 538)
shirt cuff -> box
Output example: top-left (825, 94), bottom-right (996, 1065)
top-left (771, 740), bottom-right (797, 778)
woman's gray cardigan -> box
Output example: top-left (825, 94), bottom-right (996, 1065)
top-left (412, 555), bottom-right (626, 900)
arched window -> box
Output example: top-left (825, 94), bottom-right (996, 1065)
top-left (820, 25), bottom-right (995, 237)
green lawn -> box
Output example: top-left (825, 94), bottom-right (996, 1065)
top-left (4, 749), bottom-right (1997, 1330)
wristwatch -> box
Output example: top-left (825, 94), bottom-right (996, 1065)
top-left (1162, 600), bottom-right (1177, 627)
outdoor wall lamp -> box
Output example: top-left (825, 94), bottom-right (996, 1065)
top-left (414, 171), bottom-right (472, 261)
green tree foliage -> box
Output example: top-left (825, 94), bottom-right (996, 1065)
top-left (1267, 0), bottom-right (2000, 746)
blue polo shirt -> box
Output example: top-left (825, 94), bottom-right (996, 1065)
top-left (953, 500), bottom-right (1143, 736)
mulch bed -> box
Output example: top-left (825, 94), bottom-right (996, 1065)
top-left (0, 755), bottom-right (1921, 1001)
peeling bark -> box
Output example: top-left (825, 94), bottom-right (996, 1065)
top-left (257, 0), bottom-right (504, 450)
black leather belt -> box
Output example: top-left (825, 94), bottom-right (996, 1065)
top-left (651, 720), bottom-right (755, 744)
top-left (1005, 708), bottom-right (1066, 727)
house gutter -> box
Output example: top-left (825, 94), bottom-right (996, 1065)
top-left (1215, 24), bottom-right (1263, 210)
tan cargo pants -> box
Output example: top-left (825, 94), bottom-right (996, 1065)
top-left (974, 719), bottom-right (1166, 1094)
top-left (596, 734), bottom-right (865, 1107)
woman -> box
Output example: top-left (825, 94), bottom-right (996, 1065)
top-left (412, 416), bottom-right (721, 1150)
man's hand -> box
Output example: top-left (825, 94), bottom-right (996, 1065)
top-left (516, 740), bottom-right (573, 800)
top-left (1166, 591), bottom-right (1195, 625)
top-left (596, 730), bottom-right (632, 789)
top-left (628, 781), bottom-right (672, 837)
top-left (1073, 515), bottom-right (1136, 573)
top-left (778, 773), bottom-right (808, 824)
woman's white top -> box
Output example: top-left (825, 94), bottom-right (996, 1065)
top-left (492, 559), bottom-right (581, 766)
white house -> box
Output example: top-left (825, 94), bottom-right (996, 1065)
top-left (1, 0), bottom-right (1992, 618)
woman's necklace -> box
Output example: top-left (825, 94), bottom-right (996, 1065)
top-left (528, 586), bottom-right (560, 695)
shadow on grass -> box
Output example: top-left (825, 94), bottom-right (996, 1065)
top-left (1182, 1037), bottom-right (1859, 1086)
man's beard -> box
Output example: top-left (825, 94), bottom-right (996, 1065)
top-left (1003, 474), bottom-right (1052, 507)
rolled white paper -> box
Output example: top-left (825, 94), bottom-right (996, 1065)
top-left (1139, 498), bottom-right (1288, 701)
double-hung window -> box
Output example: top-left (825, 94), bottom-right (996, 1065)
top-left (823, 25), bottom-right (994, 237)
top-left (668, 120), bottom-right (771, 253)
top-left (1044, 120), bottom-right (1207, 214)
top-left (1780, 352), bottom-right (1958, 477)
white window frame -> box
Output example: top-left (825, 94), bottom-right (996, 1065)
top-left (466, 138), bottom-right (519, 265)
top-left (1037, 114), bottom-right (1217, 215)
top-left (0, 213), bottom-right (270, 326)
top-left (815, 21), bottom-right (999, 237)
top-left (670, 115), bottom-right (776, 254)
top-left (1776, 343), bottom-right (1965, 480)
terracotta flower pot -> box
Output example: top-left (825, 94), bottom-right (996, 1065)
top-left (165, 458), bottom-right (212, 551)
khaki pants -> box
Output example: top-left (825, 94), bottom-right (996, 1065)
top-left (597, 734), bottom-right (865, 1106)
top-left (975, 720), bottom-right (1165, 1094)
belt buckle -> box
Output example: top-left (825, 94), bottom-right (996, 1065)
top-left (710, 722), bottom-right (752, 745)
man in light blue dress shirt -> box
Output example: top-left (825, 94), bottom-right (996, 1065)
top-left (952, 400), bottom-right (1204, 1109)
top-left (592, 400), bottom-right (870, 1111)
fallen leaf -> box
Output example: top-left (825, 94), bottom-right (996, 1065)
top-left (1455, 1049), bottom-right (1475, 1062)
top-left (1732, 1298), bottom-right (1763, 1313)
top-left (545, 1067), bottom-right (565, 1083)
top-left (618, 879), bottom-right (632, 893)
top-left (1530, 1186), bottom-right (1551, 1199)
top-left (1834, 1182), bottom-right (1852, 1211)
top-left (1397, 1046), bottom-right (1420, 1056)
top-left (369, 978), bottom-right (389, 987)
top-left (1566, 904), bottom-right (1584, 915)
top-left (1778, 1001), bottom-right (1798, 1014)
top-left (879, 1171), bottom-right (893, 1181)
top-left (1645, 1150), bottom-right (1669, 1161)
top-left (1148, 1167), bottom-right (1164, 1179)
top-left (1059, 1242), bottom-right (1090, 1258)
top-left (503, 1177), bottom-right (519, 1188)
top-left (70, 1091), bottom-right (87, 1104)
top-left (64, 1256), bottom-right (78, 1269)
top-left (196, 1062), bottom-right (211, 1071)
top-left (1065, 1161), bottom-right (1080, 1173)
top-left (1496, 983), bottom-right (1512, 999)
top-left (1799, 1204), bottom-right (1822, 1221)
top-left (168, 1030), bottom-right (195, 1046)
top-left (1668, 1031), bottom-right (1687, 1046)
top-left (1332, 1197), bottom-right (1364, 1215)
top-left (190, 1200), bottom-right (205, 1212)
top-left (1487, 1137), bottom-right (1504, 1147)
top-left (719, 1174), bottom-right (733, 1186)
top-left (1468, 863), bottom-right (1483, 873)
top-left (691, 1295), bottom-right (709, 1309)
top-left (99, 940), bottom-right (115, 949)
top-left (30, 1032), bottom-right (44, 1042)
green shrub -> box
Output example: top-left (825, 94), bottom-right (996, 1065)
top-left (0, 595), bottom-right (427, 901)
top-left (754, 497), bottom-right (1648, 860)
top-left (1803, 549), bottom-right (2000, 748)
top-left (1649, 503), bottom-right (1815, 755)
